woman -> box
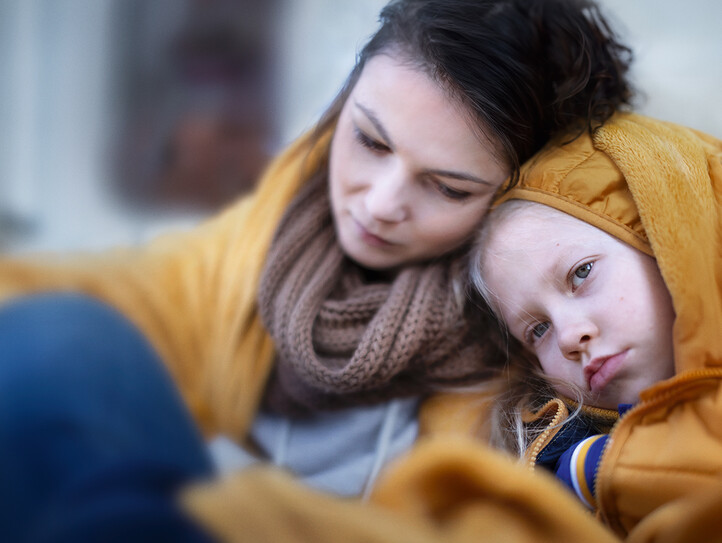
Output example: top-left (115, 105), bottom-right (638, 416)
top-left (0, 0), bottom-right (633, 540)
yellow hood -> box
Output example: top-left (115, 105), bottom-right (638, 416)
top-left (496, 113), bottom-right (722, 376)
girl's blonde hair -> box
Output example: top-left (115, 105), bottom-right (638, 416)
top-left (468, 200), bottom-right (587, 456)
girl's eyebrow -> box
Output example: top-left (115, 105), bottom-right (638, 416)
top-left (354, 101), bottom-right (496, 188)
top-left (354, 101), bottom-right (393, 146)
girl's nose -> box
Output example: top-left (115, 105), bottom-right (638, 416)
top-left (556, 317), bottom-right (599, 361)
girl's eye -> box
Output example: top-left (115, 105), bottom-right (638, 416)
top-left (354, 127), bottom-right (390, 153)
top-left (530, 321), bottom-right (550, 341)
top-left (571, 262), bottom-right (593, 290)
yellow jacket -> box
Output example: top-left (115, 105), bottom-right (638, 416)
top-left (3, 114), bottom-right (722, 542)
top-left (493, 113), bottom-right (722, 539)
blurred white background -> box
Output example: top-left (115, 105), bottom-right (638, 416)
top-left (0, 0), bottom-right (720, 253)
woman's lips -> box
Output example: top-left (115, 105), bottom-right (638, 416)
top-left (354, 218), bottom-right (393, 247)
top-left (585, 350), bottom-right (628, 394)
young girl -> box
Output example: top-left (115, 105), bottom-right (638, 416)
top-left (0, 0), bottom-right (634, 540)
top-left (474, 190), bottom-right (676, 510)
top-left (467, 112), bottom-right (722, 540)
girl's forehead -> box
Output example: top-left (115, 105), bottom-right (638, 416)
top-left (483, 201), bottom-right (626, 270)
top-left (487, 202), bottom-right (576, 245)
top-left (489, 200), bottom-right (614, 238)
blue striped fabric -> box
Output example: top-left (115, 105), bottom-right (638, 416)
top-left (555, 434), bottom-right (609, 509)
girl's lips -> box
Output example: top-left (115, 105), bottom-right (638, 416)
top-left (585, 350), bottom-right (628, 394)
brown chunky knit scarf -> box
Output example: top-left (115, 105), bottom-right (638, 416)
top-left (257, 172), bottom-right (501, 415)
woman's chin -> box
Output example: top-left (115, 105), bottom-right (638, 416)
top-left (340, 240), bottom-right (404, 272)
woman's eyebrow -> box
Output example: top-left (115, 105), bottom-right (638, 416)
top-left (354, 101), bottom-right (393, 147)
top-left (427, 168), bottom-right (497, 187)
top-left (355, 100), bottom-right (495, 188)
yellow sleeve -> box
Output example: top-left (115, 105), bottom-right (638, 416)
top-left (0, 129), bottom-right (329, 438)
top-left (180, 436), bottom-right (619, 543)
top-left (0, 194), bottom-right (270, 437)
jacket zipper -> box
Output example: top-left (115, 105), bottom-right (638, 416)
top-left (525, 399), bottom-right (567, 468)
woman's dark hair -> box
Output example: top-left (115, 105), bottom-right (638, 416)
top-left (315, 0), bottom-right (633, 185)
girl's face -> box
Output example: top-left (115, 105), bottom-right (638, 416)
top-left (482, 203), bottom-right (676, 409)
top-left (329, 54), bottom-right (509, 270)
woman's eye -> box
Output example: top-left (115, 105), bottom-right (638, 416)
top-left (354, 128), bottom-right (390, 153)
top-left (530, 322), bottom-right (550, 341)
top-left (571, 262), bottom-right (593, 290)
top-left (437, 183), bottom-right (471, 201)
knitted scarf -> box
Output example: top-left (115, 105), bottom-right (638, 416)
top-left (257, 172), bottom-right (501, 415)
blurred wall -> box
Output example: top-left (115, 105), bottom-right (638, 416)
top-left (599, 0), bottom-right (722, 136)
top-left (0, 0), bottom-right (123, 252)
top-left (0, 0), bottom-right (720, 253)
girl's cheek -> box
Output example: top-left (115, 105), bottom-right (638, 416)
top-left (537, 349), bottom-right (561, 381)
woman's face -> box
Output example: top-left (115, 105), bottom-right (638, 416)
top-left (329, 54), bottom-right (510, 270)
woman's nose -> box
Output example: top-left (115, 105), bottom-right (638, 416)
top-left (364, 168), bottom-right (409, 223)
top-left (556, 317), bottom-right (598, 361)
